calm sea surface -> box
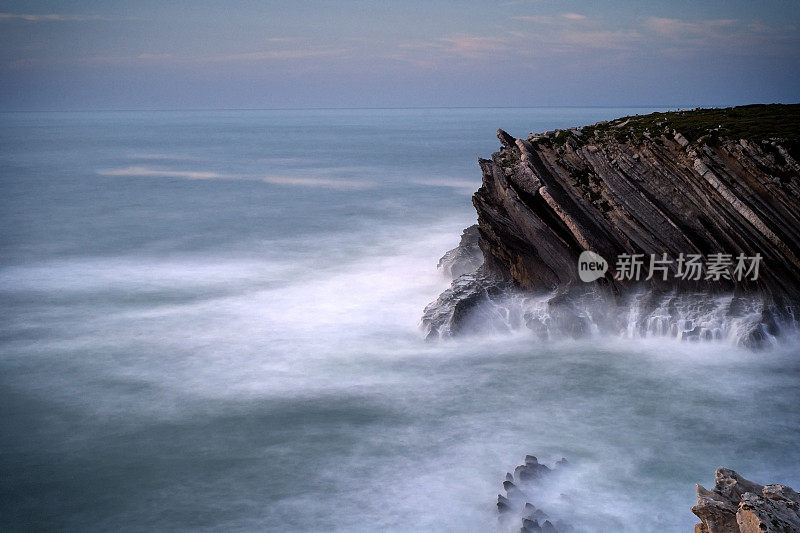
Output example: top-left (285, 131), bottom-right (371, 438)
top-left (1, 108), bottom-right (799, 531)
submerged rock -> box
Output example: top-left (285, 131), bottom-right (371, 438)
top-left (496, 455), bottom-right (570, 533)
top-left (692, 467), bottom-right (800, 532)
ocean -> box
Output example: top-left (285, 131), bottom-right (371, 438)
top-left (1, 108), bottom-right (799, 531)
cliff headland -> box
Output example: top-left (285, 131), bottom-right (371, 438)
top-left (423, 104), bottom-right (800, 346)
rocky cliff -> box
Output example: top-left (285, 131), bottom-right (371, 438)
top-left (422, 104), bottom-right (800, 346)
top-left (693, 467), bottom-right (800, 532)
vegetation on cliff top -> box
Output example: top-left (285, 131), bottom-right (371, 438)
top-left (536, 103), bottom-right (800, 150)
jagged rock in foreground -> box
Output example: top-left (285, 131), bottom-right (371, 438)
top-left (423, 104), bottom-right (800, 346)
top-left (497, 455), bottom-right (570, 532)
top-left (692, 467), bottom-right (800, 532)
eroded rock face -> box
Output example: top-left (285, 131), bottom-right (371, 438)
top-left (424, 106), bottom-right (800, 345)
top-left (692, 467), bottom-right (800, 532)
top-left (437, 224), bottom-right (483, 279)
top-left (477, 124), bottom-right (800, 300)
top-left (420, 267), bottom-right (511, 340)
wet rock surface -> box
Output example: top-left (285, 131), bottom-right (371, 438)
top-left (497, 455), bottom-right (571, 533)
top-left (692, 467), bottom-right (800, 532)
top-left (420, 267), bottom-right (511, 340)
top-left (437, 224), bottom-right (483, 279)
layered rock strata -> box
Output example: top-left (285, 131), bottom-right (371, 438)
top-left (423, 105), bottom-right (800, 345)
top-left (693, 467), bottom-right (800, 532)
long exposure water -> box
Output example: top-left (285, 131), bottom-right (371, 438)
top-left (1, 108), bottom-right (799, 531)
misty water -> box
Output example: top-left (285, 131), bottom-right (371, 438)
top-left (1, 108), bottom-right (799, 532)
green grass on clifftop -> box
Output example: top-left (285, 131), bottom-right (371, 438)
top-left (578, 103), bottom-right (800, 146)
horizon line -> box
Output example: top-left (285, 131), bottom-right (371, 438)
top-left (0, 103), bottom-right (777, 114)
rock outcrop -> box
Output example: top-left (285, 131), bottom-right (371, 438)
top-left (497, 455), bottom-right (570, 532)
top-left (693, 467), bottom-right (800, 532)
top-left (420, 268), bottom-right (511, 339)
top-left (437, 224), bottom-right (483, 279)
top-left (423, 104), bottom-right (800, 346)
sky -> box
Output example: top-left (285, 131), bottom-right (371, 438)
top-left (0, 0), bottom-right (798, 110)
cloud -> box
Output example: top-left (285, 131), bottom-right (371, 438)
top-left (508, 10), bottom-right (641, 53)
top-left (396, 16), bottom-right (645, 67)
top-left (135, 53), bottom-right (175, 61)
top-left (512, 12), bottom-right (587, 24)
top-left (747, 22), bottom-right (797, 34)
top-left (0, 12), bottom-right (108, 22)
top-left (644, 17), bottom-right (736, 38)
top-left (398, 35), bottom-right (508, 60)
top-left (205, 49), bottom-right (346, 62)
top-left (97, 166), bottom-right (230, 180)
top-left (501, 0), bottom-right (546, 5)
top-left (508, 13), bottom-right (795, 58)
top-left (127, 152), bottom-right (204, 162)
top-left (557, 29), bottom-right (641, 50)
top-left (2, 47), bottom-right (351, 70)
top-left (645, 16), bottom-right (690, 36)
top-left (439, 36), bottom-right (509, 56)
top-left (512, 15), bottom-right (555, 24)
top-left (81, 47), bottom-right (345, 66)
top-left (508, 20), bottom-right (640, 53)
top-left (642, 16), bottom-right (798, 55)
top-left (513, 14), bottom-right (795, 55)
